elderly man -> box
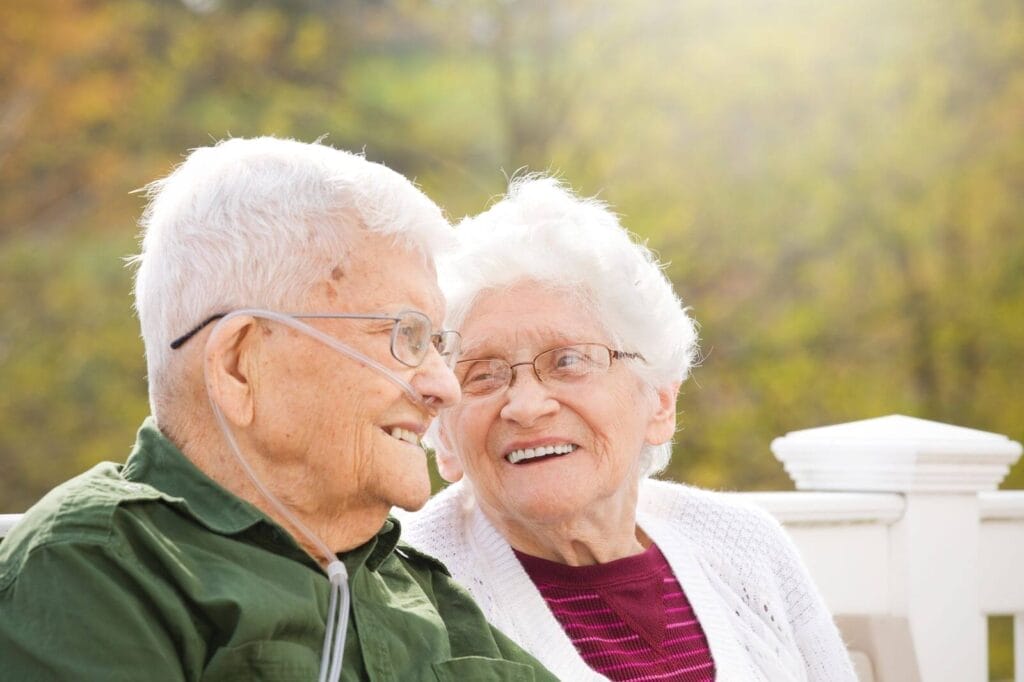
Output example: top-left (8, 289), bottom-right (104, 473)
top-left (0, 138), bottom-right (557, 681)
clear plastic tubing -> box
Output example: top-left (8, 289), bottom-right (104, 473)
top-left (204, 309), bottom-right (431, 682)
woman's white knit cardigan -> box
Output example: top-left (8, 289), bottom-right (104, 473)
top-left (400, 478), bottom-right (857, 682)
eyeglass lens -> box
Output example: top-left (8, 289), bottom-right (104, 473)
top-left (392, 311), bottom-right (461, 369)
top-left (456, 344), bottom-right (612, 396)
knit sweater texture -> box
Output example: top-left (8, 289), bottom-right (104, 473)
top-left (400, 478), bottom-right (858, 682)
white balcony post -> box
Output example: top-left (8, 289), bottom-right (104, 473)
top-left (771, 415), bottom-right (1022, 682)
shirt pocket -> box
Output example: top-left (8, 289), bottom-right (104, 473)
top-left (202, 640), bottom-right (320, 681)
top-left (431, 656), bottom-right (536, 682)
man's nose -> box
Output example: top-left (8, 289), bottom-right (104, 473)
top-left (412, 348), bottom-right (462, 412)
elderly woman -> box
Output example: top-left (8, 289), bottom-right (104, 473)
top-left (402, 178), bottom-right (856, 681)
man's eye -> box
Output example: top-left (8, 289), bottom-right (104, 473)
top-left (400, 325), bottom-right (426, 351)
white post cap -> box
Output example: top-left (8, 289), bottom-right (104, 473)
top-left (771, 414), bottom-right (1023, 493)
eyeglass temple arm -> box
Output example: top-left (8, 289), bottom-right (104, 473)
top-left (170, 313), bottom-right (228, 349)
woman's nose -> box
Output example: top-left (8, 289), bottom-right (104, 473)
top-left (499, 369), bottom-right (559, 426)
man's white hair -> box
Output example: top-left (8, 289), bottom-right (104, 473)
top-left (439, 176), bottom-right (699, 476)
top-left (130, 136), bottom-right (451, 416)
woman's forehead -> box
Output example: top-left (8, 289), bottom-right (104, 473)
top-left (458, 294), bottom-right (607, 358)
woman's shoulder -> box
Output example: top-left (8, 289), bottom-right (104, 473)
top-left (639, 479), bottom-right (818, 609)
top-left (395, 481), bottom-right (475, 564)
top-left (639, 478), bottom-right (790, 551)
top-left (640, 477), bottom-right (776, 517)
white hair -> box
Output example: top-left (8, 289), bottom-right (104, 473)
top-left (130, 136), bottom-right (452, 416)
top-left (438, 176), bottom-right (699, 475)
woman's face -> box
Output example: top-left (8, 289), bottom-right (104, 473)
top-left (437, 281), bottom-right (677, 530)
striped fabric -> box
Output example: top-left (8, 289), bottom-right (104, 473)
top-left (514, 544), bottom-right (715, 681)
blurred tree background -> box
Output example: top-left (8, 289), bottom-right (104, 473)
top-left (2, 2), bottom-right (1022, 675)
top-left (2, 0), bottom-right (1022, 506)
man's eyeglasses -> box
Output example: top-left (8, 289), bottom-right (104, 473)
top-left (169, 310), bottom-right (462, 369)
top-left (454, 343), bottom-right (644, 398)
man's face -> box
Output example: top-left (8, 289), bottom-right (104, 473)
top-left (248, 229), bottom-right (460, 521)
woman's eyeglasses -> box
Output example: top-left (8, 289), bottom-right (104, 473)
top-left (454, 343), bottom-right (644, 398)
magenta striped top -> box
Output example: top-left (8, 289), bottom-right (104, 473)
top-left (514, 543), bottom-right (715, 682)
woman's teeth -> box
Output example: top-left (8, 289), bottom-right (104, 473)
top-left (389, 427), bottom-right (421, 446)
top-left (506, 443), bottom-right (577, 464)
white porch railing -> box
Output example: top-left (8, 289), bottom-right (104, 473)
top-left (1, 415), bottom-right (1021, 681)
top-left (748, 414), bottom-right (1024, 682)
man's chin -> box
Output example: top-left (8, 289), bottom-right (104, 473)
top-left (389, 489), bottom-right (425, 509)
top-left (377, 458), bottom-right (432, 514)
top-left (392, 486), bottom-right (431, 513)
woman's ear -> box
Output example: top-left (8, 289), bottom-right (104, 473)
top-left (204, 316), bottom-right (259, 428)
top-left (433, 419), bottom-right (464, 483)
top-left (644, 382), bottom-right (680, 446)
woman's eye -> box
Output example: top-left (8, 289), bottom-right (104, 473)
top-left (554, 350), bottom-right (585, 368)
top-left (461, 363), bottom-right (496, 385)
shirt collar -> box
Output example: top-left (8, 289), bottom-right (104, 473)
top-left (121, 417), bottom-right (267, 535)
top-left (343, 517), bottom-right (402, 573)
top-left (121, 417), bottom-right (402, 573)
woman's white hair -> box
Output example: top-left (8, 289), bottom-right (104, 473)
top-left (130, 136), bottom-right (451, 416)
top-left (438, 176), bottom-right (699, 476)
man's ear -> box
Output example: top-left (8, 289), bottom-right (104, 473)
top-left (645, 382), bottom-right (680, 446)
top-left (433, 419), bottom-right (464, 483)
top-left (203, 315), bottom-right (259, 427)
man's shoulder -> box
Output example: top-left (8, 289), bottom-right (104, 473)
top-left (5, 462), bottom-right (136, 545)
top-left (0, 462), bottom-right (165, 587)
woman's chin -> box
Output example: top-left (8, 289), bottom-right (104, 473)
top-left (494, 486), bottom-right (595, 528)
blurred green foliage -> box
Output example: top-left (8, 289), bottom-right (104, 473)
top-left (1, 0), bottom-right (1022, 516)
top-left (988, 615), bottom-right (1014, 680)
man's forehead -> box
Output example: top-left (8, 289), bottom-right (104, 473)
top-left (319, 241), bottom-right (446, 321)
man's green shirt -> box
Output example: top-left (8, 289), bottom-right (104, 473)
top-left (0, 419), bottom-right (556, 681)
